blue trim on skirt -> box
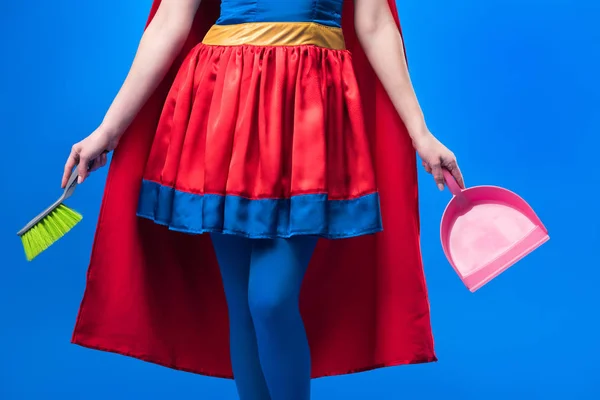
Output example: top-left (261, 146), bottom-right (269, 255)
top-left (136, 180), bottom-right (383, 239)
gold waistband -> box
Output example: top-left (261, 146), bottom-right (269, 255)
top-left (202, 22), bottom-right (345, 50)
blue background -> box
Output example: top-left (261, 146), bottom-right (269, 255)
top-left (1, 0), bottom-right (598, 398)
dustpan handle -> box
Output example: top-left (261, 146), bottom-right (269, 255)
top-left (443, 169), bottom-right (462, 196)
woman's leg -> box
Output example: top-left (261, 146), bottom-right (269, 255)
top-left (248, 236), bottom-right (319, 400)
top-left (210, 233), bottom-right (271, 400)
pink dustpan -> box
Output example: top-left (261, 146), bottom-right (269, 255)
top-left (440, 170), bottom-right (549, 292)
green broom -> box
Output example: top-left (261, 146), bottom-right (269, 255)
top-left (17, 163), bottom-right (91, 261)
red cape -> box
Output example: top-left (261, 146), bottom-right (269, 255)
top-left (72, 0), bottom-right (437, 378)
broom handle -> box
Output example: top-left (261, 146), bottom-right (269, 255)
top-left (63, 150), bottom-right (111, 201)
top-left (17, 166), bottom-right (81, 235)
top-left (16, 151), bottom-right (111, 237)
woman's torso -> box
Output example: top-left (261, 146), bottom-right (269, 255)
top-left (216, 0), bottom-right (344, 27)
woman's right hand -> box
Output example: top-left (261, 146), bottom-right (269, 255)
top-left (61, 126), bottom-right (120, 188)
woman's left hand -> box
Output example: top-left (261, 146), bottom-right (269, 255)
top-left (413, 132), bottom-right (465, 191)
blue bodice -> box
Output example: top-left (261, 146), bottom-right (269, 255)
top-left (216, 0), bottom-right (344, 28)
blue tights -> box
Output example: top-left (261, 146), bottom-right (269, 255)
top-left (210, 233), bottom-right (318, 400)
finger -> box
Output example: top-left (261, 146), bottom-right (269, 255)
top-left (93, 153), bottom-right (108, 171)
top-left (62, 150), bottom-right (79, 188)
top-left (431, 161), bottom-right (445, 191)
top-left (421, 160), bottom-right (432, 174)
top-left (443, 159), bottom-right (465, 189)
top-left (88, 157), bottom-right (99, 172)
top-left (90, 153), bottom-right (106, 172)
top-left (100, 152), bottom-right (108, 167)
top-left (77, 155), bottom-right (91, 184)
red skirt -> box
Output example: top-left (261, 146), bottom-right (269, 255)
top-left (72, 3), bottom-right (437, 379)
top-left (137, 22), bottom-right (382, 238)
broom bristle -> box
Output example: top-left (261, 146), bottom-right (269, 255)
top-left (21, 203), bottom-right (83, 261)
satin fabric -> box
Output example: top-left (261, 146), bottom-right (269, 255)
top-left (72, 0), bottom-right (437, 378)
top-left (139, 28), bottom-right (380, 238)
top-left (201, 22), bottom-right (345, 49)
top-left (137, 182), bottom-right (382, 238)
top-left (217, 0), bottom-right (344, 27)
